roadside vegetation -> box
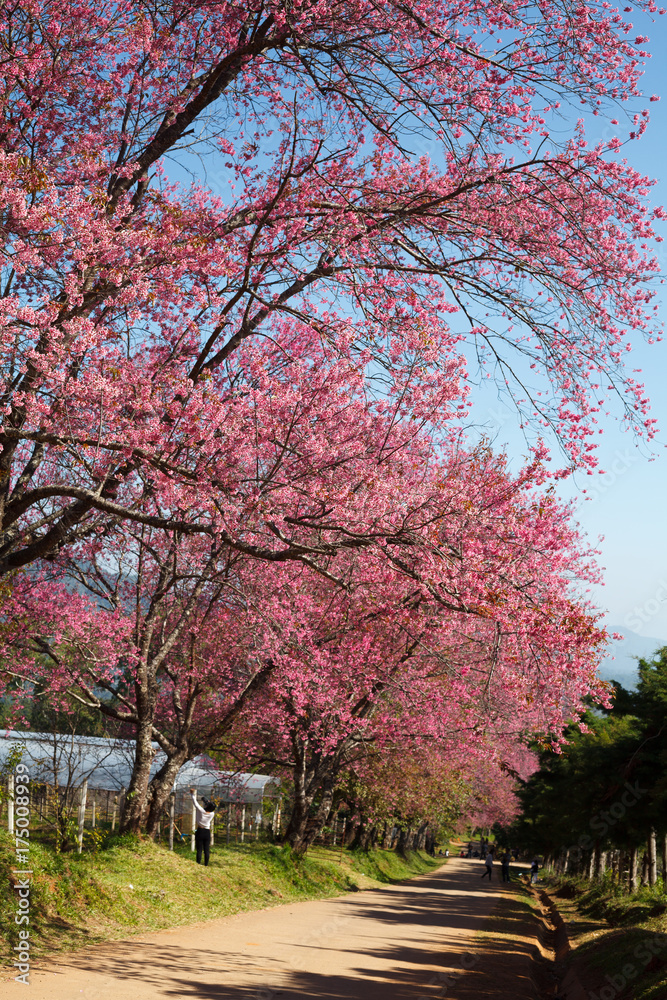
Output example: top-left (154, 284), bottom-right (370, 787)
top-left (545, 874), bottom-right (667, 1000)
top-left (0, 829), bottom-right (446, 964)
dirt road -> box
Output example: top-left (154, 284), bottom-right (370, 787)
top-left (2, 857), bottom-right (524, 999)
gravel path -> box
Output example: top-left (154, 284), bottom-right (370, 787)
top-left (2, 856), bottom-right (516, 999)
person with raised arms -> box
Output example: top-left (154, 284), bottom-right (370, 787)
top-left (189, 787), bottom-right (216, 866)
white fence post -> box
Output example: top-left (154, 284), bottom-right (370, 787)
top-left (77, 779), bottom-right (88, 854)
top-left (191, 796), bottom-right (197, 852)
top-left (7, 773), bottom-right (14, 835)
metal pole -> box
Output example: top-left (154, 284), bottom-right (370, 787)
top-left (191, 794), bottom-right (197, 853)
top-left (169, 792), bottom-right (175, 851)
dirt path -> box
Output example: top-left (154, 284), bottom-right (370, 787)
top-left (2, 857), bottom-right (529, 999)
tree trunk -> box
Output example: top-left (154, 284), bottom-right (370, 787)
top-left (593, 842), bottom-right (602, 879)
top-left (144, 746), bottom-right (191, 838)
top-left (283, 766), bottom-right (335, 854)
top-left (641, 851), bottom-right (649, 887)
top-left (120, 715), bottom-right (156, 834)
top-left (661, 833), bottom-right (667, 886)
top-left (350, 815), bottom-right (367, 850)
top-left (397, 825), bottom-right (413, 855)
top-left (629, 846), bottom-right (638, 893)
top-left (648, 828), bottom-right (658, 887)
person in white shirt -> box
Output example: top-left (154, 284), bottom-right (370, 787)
top-left (480, 849), bottom-right (494, 881)
top-left (189, 787), bottom-right (216, 866)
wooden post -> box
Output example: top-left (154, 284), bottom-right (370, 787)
top-left (77, 779), bottom-right (88, 854)
top-left (210, 803), bottom-right (215, 847)
top-left (255, 808), bottom-right (261, 841)
top-left (226, 801), bottom-right (231, 844)
top-left (339, 816), bottom-right (347, 861)
top-left (191, 795), bottom-right (197, 852)
top-left (332, 814), bottom-right (338, 846)
top-left (241, 804), bottom-right (246, 843)
top-left (91, 790), bottom-right (96, 829)
top-left (169, 792), bottom-right (175, 851)
top-left (7, 773), bottom-right (14, 835)
top-left (111, 792), bottom-right (118, 832)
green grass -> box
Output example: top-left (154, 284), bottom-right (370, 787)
top-left (545, 874), bottom-right (667, 1000)
top-left (0, 829), bottom-right (443, 964)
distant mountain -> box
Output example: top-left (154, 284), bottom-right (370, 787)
top-left (597, 627), bottom-right (667, 690)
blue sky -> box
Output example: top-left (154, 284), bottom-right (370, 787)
top-left (458, 10), bottom-right (667, 651)
top-left (542, 11), bottom-right (667, 643)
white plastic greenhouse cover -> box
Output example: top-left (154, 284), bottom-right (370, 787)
top-left (0, 730), bottom-right (279, 802)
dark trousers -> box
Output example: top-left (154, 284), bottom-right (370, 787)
top-left (195, 827), bottom-right (211, 866)
top-left (502, 864), bottom-right (511, 882)
top-left (481, 865), bottom-right (492, 879)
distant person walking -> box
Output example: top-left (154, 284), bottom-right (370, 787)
top-left (501, 850), bottom-right (511, 883)
top-left (480, 849), bottom-right (494, 881)
top-left (190, 787), bottom-right (216, 866)
top-left (531, 858), bottom-right (539, 884)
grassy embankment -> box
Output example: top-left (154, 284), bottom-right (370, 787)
top-left (0, 829), bottom-right (448, 964)
top-left (545, 874), bottom-right (667, 1000)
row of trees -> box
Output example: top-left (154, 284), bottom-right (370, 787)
top-left (3, 443), bottom-right (585, 849)
top-left (511, 650), bottom-right (667, 891)
top-left (0, 0), bottom-right (662, 849)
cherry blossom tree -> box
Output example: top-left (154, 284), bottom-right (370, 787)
top-left (220, 447), bottom-right (609, 852)
top-left (0, 437), bottom-right (607, 844)
top-left (0, 530), bottom-right (287, 834)
top-left (0, 0), bottom-right (662, 582)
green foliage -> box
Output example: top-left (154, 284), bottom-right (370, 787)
top-left (546, 873), bottom-right (667, 1000)
top-left (82, 827), bottom-right (105, 854)
top-left (514, 649), bottom-right (667, 858)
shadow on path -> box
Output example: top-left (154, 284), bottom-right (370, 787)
top-left (14, 858), bottom-right (519, 1000)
